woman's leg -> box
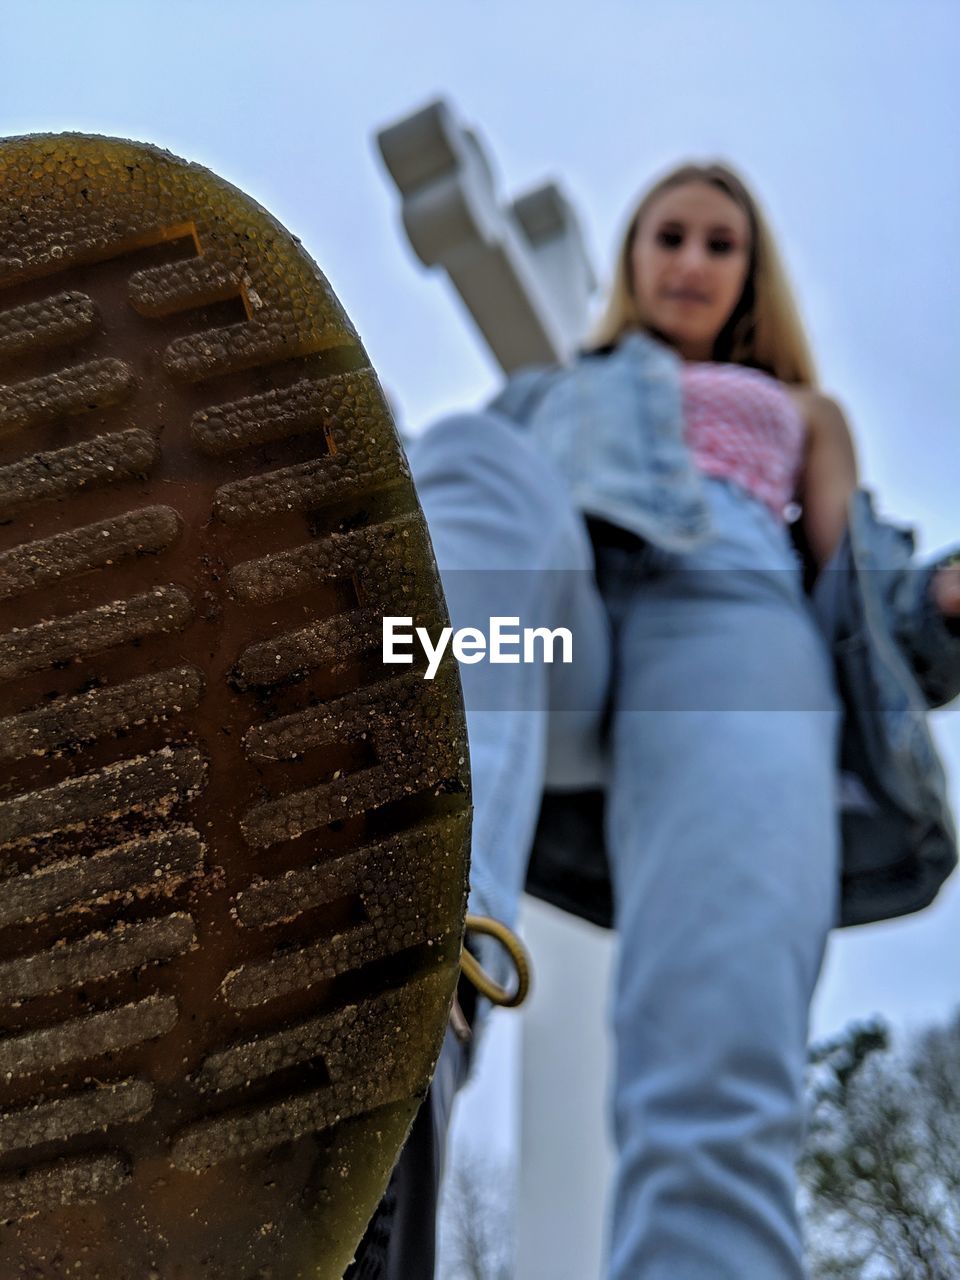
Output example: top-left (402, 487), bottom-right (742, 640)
top-left (406, 410), bottom-right (611, 1004)
top-left (598, 478), bottom-right (842, 1280)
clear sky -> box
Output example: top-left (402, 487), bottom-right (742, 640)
top-left (5, 0), bottom-right (959, 1228)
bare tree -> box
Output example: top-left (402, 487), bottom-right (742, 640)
top-left (799, 1010), bottom-right (960, 1278)
top-left (438, 1146), bottom-right (515, 1280)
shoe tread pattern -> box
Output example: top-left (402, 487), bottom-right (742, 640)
top-left (0, 134), bottom-right (469, 1278)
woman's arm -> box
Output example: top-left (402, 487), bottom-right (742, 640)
top-left (930, 556), bottom-right (960, 630)
top-left (795, 392), bottom-right (960, 628)
top-left (793, 390), bottom-right (860, 572)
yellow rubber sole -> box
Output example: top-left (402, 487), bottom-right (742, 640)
top-left (0, 133), bottom-right (470, 1279)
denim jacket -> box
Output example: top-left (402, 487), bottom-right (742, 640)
top-left (487, 332), bottom-right (960, 929)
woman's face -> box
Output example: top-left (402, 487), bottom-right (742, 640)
top-left (629, 180), bottom-right (752, 361)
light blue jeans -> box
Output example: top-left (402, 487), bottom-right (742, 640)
top-left (405, 410), bottom-right (842, 1280)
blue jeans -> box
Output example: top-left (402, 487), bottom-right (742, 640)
top-left (405, 411), bottom-right (842, 1280)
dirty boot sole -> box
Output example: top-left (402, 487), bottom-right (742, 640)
top-left (0, 134), bottom-right (470, 1279)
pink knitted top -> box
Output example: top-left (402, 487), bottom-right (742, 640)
top-left (680, 362), bottom-right (807, 521)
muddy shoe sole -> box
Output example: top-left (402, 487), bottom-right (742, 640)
top-left (0, 133), bottom-right (471, 1279)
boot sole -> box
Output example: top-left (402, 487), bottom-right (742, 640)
top-left (0, 133), bottom-right (470, 1279)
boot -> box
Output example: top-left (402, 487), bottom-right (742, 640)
top-left (0, 132), bottom-right (472, 1279)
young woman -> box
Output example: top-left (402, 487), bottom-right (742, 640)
top-left (3, 134), bottom-right (952, 1278)
top-left (389, 161), bottom-right (960, 1279)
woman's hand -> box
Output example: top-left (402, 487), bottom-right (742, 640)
top-left (930, 562), bottom-right (960, 621)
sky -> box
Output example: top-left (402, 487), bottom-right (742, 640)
top-left (4, 0), bottom-right (959, 1266)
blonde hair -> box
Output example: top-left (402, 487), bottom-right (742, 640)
top-left (588, 162), bottom-right (818, 386)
